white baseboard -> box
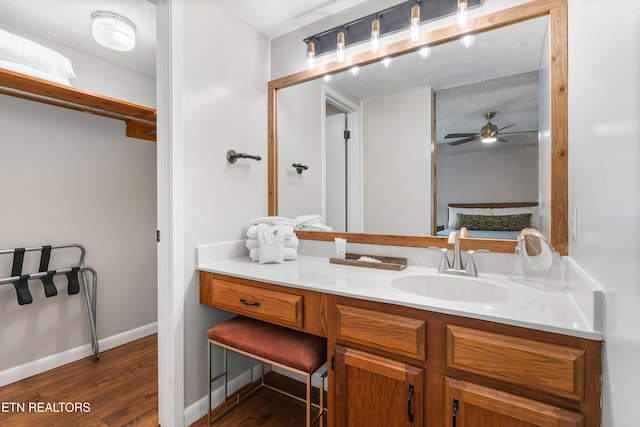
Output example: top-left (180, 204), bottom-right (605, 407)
top-left (184, 362), bottom-right (329, 425)
top-left (184, 363), bottom-right (263, 426)
top-left (0, 322), bottom-right (157, 388)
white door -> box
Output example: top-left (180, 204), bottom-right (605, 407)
top-left (326, 112), bottom-right (347, 231)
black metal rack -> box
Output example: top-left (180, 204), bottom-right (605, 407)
top-left (0, 244), bottom-right (99, 360)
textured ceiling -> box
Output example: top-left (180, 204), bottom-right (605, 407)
top-left (217, 0), bottom-right (368, 39)
top-left (326, 16), bottom-right (548, 143)
top-left (0, 0), bottom-right (156, 77)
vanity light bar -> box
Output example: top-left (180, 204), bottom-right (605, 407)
top-left (303, 0), bottom-right (481, 60)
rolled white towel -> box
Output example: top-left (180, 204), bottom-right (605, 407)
top-left (245, 238), bottom-right (259, 250)
top-left (249, 216), bottom-right (296, 227)
top-left (247, 224), bottom-right (294, 239)
top-left (246, 235), bottom-right (297, 250)
top-left (250, 247), bottom-right (297, 262)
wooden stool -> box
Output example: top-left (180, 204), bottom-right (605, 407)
top-left (207, 316), bottom-right (327, 426)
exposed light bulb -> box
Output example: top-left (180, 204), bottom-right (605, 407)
top-left (410, 4), bottom-right (421, 42)
top-left (457, 0), bottom-right (469, 30)
top-left (418, 46), bottom-right (431, 59)
top-left (306, 41), bottom-right (315, 72)
top-left (381, 57), bottom-right (392, 68)
top-left (349, 66), bottom-right (360, 76)
top-left (460, 34), bottom-right (475, 48)
top-left (337, 31), bottom-right (346, 63)
top-left (370, 18), bottom-right (380, 54)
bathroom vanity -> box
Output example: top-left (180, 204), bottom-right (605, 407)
top-left (199, 256), bottom-right (601, 427)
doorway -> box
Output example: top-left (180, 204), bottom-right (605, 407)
top-left (322, 86), bottom-right (363, 233)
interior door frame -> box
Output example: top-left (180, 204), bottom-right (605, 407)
top-left (322, 85), bottom-right (363, 232)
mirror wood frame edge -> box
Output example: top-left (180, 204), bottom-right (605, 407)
top-left (268, 0), bottom-right (568, 255)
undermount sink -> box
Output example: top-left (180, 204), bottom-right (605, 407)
top-left (391, 275), bottom-right (514, 303)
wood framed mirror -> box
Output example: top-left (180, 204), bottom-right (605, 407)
top-left (268, 0), bottom-right (568, 255)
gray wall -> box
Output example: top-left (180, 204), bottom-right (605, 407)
top-left (0, 28), bottom-right (157, 372)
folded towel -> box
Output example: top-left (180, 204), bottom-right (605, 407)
top-left (249, 216), bottom-right (297, 227)
top-left (295, 214), bottom-right (322, 226)
top-left (296, 223), bottom-right (333, 232)
top-left (250, 247), bottom-right (297, 262)
top-left (246, 236), bottom-right (297, 250)
top-left (247, 224), bottom-right (295, 239)
top-left (257, 223), bottom-right (285, 264)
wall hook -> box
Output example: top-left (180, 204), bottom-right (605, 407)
top-left (292, 163), bottom-right (308, 174)
top-left (226, 149), bottom-right (262, 163)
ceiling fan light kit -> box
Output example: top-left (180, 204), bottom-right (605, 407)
top-left (445, 111), bottom-right (536, 146)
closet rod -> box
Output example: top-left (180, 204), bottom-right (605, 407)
top-left (0, 86), bottom-right (156, 126)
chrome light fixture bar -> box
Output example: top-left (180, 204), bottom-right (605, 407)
top-left (303, 0), bottom-right (481, 61)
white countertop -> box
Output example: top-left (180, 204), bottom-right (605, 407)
top-left (198, 255), bottom-right (603, 341)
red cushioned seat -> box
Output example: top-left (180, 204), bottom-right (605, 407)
top-left (207, 316), bottom-right (327, 374)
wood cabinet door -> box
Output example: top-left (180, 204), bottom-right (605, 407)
top-left (445, 377), bottom-right (584, 427)
top-left (334, 345), bottom-right (424, 427)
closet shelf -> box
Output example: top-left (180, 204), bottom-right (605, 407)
top-left (0, 68), bottom-right (157, 142)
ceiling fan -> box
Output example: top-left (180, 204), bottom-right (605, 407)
top-left (444, 112), bottom-right (536, 146)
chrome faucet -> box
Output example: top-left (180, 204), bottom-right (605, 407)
top-left (430, 230), bottom-right (488, 277)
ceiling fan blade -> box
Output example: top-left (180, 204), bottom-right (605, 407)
top-left (445, 133), bottom-right (477, 139)
top-left (497, 123), bottom-right (516, 132)
top-left (448, 136), bottom-right (478, 146)
top-left (498, 137), bottom-right (509, 143)
top-left (500, 130), bottom-right (538, 135)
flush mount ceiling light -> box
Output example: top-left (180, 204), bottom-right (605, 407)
top-left (92, 11), bottom-right (136, 52)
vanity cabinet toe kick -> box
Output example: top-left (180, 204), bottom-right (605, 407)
top-left (199, 271), bottom-right (602, 427)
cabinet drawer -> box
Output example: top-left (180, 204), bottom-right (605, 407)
top-left (336, 304), bottom-right (426, 360)
top-left (446, 325), bottom-right (585, 400)
top-left (207, 278), bottom-right (304, 329)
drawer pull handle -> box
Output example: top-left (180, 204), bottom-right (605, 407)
top-left (240, 298), bottom-right (261, 307)
top-left (407, 384), bottom-right (415, 423)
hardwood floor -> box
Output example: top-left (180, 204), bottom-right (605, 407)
top-left (0, 334), bottom-right (158, 427)
top-left (0, 334), bottom-right (319, 427)
top-left (189, 372), bottom-right (325, 427)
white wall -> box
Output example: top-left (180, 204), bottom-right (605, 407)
top-left (437, 141), bottom-right (539, 227)
top-left (277, 80), bottom-right (324, 219)
top-left (266, 0), bottom-right (640, 425)
top-left (567, 1), bottom-right (640, 425)
top-left (178, 0), bottom-right (269, 410)
top-left (363, 87), bottom-right (432, 235)
top-left (0, 39), bottom-right (157, 373)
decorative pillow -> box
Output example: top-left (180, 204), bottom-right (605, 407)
top-left (493, 206), bottom-right (539, 229)
top-left (447, 207), bottom-right (492, 228)
top-left (456, 213), bottom-right (532, 231)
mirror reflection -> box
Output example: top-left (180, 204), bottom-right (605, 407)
top-left (277, 16), bottom-right (550, 240)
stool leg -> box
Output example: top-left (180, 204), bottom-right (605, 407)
top-left (306, 373), bottom-right (312, 427)
top-left (319, 373), bottom-right (325, 427)
top-left (223, 347), bottom-right (228, 400)
top-left (208, 341), bottom-right (211, 426)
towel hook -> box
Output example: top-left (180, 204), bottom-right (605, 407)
top-left (292, 163), bottom-right (308, 174)
top-left (226, 149), bottom-right (262, 163)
